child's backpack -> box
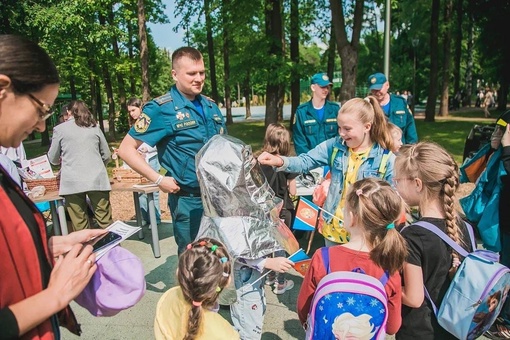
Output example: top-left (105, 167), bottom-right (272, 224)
top-left (412, 221), bottom-right (510, 340)
top-left (305, 247), bottom-right (389, 340)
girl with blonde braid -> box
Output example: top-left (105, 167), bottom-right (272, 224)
top-left (393, 142), bottom-right (473, 340)
top-left (154, 238), bottom-right (239, 339)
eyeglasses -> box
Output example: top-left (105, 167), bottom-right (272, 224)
top-left (394, 177), bottom-right (414, 186)
top-left (27, 93), bottom-right (54, 121)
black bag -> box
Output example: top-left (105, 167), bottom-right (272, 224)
top-left (463, 124), bottom-right (495, 162)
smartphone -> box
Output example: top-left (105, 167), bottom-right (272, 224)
top-left (86, 231), bottom-right (122, 253)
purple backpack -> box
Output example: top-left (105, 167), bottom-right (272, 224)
top-left (305, 247), bottom-right (389, 340)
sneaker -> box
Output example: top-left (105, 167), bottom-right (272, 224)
top-left (273, 279), bottom-right (294, 295)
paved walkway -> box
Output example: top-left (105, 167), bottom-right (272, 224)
top-left (61, 221), bottom-right (314, 340)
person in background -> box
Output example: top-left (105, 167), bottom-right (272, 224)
top-left (259, 123), bottom-right (297, 295)
top-left (154, 238), bottom-right (239, 339)
top-left (258, 96), bottom-right (395, 247)
top-left (118, 46), bottom-right (227, 255)
top-left (394, 142), bottom-right (473, 339)
top-left (297, 178), bottom-right (406, 335)
top-left (388, 123), bottom-right (404, 153)
top-left (292, 72), bottom-right (340, 155)
top-left (368, 72), bottom-right (418, 144)
top-left (48, 100), bottom-right (113, 231)
top-left (126, 97), bottom-right (161, 225)
top-left (0, 34), bottom-right (106, 339)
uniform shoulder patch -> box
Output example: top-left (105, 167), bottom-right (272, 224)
top-left (134, 113), bottom-right (151, 133)
top-left (153, 93), bottom-right (173, 106)
top-left (201, 94), bottom-right (215, 103)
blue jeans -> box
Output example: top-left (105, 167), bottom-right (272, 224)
top-left (139, 155), bottom-right (161, 224)
top-left (167, 194), bottom-right (203, 255)
top-left (231, 263), bottom-right (266, 340)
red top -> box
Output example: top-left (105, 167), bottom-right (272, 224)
top-left (297, 245), bottom-right (403, 335)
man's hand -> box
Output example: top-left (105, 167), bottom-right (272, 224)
top-left (158, 176), bottom-right (181, 194)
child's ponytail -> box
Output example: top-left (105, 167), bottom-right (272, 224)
top-left (364, 96), bottom-right (395, 151)
top-left (346, 178), bottom-right (407, 274)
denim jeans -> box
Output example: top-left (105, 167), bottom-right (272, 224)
top-left (231, 263), bottom-right (266, 340)
top-left (139, 155), bottom-right (161, 224)
top-left (167, 194), bottom-right (203, 255)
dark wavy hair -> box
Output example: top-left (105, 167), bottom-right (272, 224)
top-left (67, 100), bottom-right (96, 128)
top-left (0, 35), bottom-right (59, 94)
top-left (127, 97), bottom-right (142, 127)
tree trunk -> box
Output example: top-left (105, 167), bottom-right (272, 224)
top-left (439, 0), bottom-right (453, 117)
top-left (330, 0), bottom-right (364, 103)
top-left (290, 0), bottom-right (299, 128)
top-left (464, 13), bottom-right (475, 107)
top-left (243, 75), bottom-right (251, 119)
top-left (453, 0), bottom-right (463, 95)
top-left (425, 0), bottom-right (441, 122)
top-left (95, 79), bottom-right (105, 133)
top-left (204, 0), bottom-right (219, 103)
top-left (108, 5), bottom-right (127, 117)
top-left (137, 0), bottom-right (150, 101)
top-left (127, 22), bottom-right (137, 96)
top-left (221, 0), bottom-right (233, 125)
top-left (498, 81), bottom-right (508, 111)
top-left (69, 75), bottom-right (77, 100)
top-left (264, 0), bottom-right (285, 126)
top-left (327, 22), bottom-right (336, 96)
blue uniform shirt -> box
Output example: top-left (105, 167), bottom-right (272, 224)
top-left (385, 94), bottom-right (418, 144)
top-left (128, 85), bottom-right (227, 191)
top-left (292, 100), bottom-right (340, 155)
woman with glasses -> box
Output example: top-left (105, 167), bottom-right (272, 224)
top-left (0, 35), bottom-right (106, 339)
top-left (48, 100), bottom-right (113, 231)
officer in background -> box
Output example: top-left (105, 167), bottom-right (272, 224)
top-left (118, 46), bottom-right (227, 255)
top-left (292, 72), bottom-right (340, 155)
top-left (368, 72), bottom-right (418, 144)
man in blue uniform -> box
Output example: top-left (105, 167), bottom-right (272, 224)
top-left (292, 72), bottom-right (340, 155)
top-left (368, 72), bottom-right (418, 144)
top-left (118, 47), bottom-right (227, 254)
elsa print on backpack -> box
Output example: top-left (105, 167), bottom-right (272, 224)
top-left (296, 178), bottom-right (408, 339)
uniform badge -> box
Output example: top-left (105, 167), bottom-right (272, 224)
top-left (176, 112), bottom-right (185, 120)
top-left (134, 113), bottom-right (151, 133)
top-left (322, 74), bottom-right (329, 81)
top-left (220, 127), bottom-right (224, 134)
top-left (185, 112), bottom-right (190, 119)
top-left (371, 77), bottom-right (377, 84)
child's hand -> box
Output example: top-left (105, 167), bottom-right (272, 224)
top-left (265, 257), bottom-right (294, 273)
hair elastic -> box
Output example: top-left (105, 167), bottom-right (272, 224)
top-left (192, 300), bottom-right (202, 307)
top-left (186, 244), bottom-right (192, 250)
top-left (216, 287), bottom-right (222, 293)
top-left (364, 97), bottom-right (371, 103)
top-left (210, 245), bottom-right (218, 252)
top-left (219, 256), bottom-right (228, 263)
top-left (222, 272), bottom-right (230, 277)
top-left (356, 189), bottom-right (363, 196)
top-left (386, 222), bottom-right (395, 230)
top-left (198, 241), bottom-right (206, 246)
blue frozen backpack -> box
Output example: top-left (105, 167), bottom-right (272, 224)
top-left (413, 221), bottom-right (510, 340)
top-left (305, 247), bottom-right (389, 340)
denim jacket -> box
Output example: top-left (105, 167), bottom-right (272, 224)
top-left (280, 136), bottom-right (395, 225)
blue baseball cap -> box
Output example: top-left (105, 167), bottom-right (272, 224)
top-left (311, 73), bottom-right (332, 87)
top-left (367, 72), bottom-right (388, 91)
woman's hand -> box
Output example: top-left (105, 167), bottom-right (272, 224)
top-left (258, 151), bottom-right (284, 167)
top-left (47, 244), bottom-right (97, 310)
top-left (48, 229), bottom-right (108, 257)
top-left (265, 257), bottom-right (294, 273)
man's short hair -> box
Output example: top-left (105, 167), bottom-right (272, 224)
top-left (172, 47), bottom-right (203, 66)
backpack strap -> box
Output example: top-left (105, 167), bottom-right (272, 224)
top-left (321, 247), bottom-right (330, 274)
top-left (322, 247), bottom-right (389, 285)
top-left (330, 146), bottom-right (339, 168)
top-left (411, 220), bottom-right (476, 316)
top-left (412, 221), bottom-right (469, 257)
top-left (378, 149), bottom-right (391, 178)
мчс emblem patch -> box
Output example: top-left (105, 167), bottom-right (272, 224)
top-left (134, 113), bottom-right (151, 133)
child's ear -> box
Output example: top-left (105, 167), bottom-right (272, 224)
top-left (0, 75), bottom-right (12, 97)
